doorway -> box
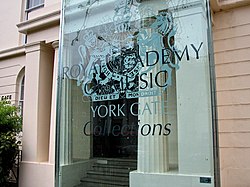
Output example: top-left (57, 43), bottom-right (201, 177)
top-left (92, 98), bottom-right (138, 159)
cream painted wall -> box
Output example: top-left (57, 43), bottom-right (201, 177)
top-left (213, 4), bottom-right (250, 187)
top-left (45, 0), bottom-right (61, 7)
top-left (0, 0), bottom-right (24, 51)
top-left (14, 1), bottom-right (61, 187)
top-left (0, 55), bottom-right (25, 104)
top-left (0, 1), bottom-right (60, 187)
top-left (27, 25), bottom-right (60, 44)
top-left (19, 41), bottom-right (55, 187)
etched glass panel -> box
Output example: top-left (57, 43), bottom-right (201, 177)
top-left (56, 0), bottom-right (216, 187)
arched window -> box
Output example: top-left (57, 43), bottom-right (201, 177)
top-left (19, 75), bottom-right (25, 117)
top-left (16, 68), bottom-right (25, 117)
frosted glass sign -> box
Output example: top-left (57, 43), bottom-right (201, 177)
top-left (56, 0), bottom-right (216, 187)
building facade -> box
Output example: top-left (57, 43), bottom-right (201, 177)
top-left (0, 0), bottom-right (249, 187)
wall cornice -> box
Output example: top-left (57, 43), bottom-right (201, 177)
top-left (17, 10), bottom-right (60, 34)
top-left (25, 41), bottom-right (53, 54)
top-left (211, 0), bottom-right (250, 12)
top-left (0, 46), bottom-right (25, 60)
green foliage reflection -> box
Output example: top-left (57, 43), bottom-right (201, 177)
top-left (0, 101), bottom-right (21, 186)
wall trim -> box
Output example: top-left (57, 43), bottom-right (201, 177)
top-left (211, 0), bottom-right (250, 12)
top-left (17, 10), bottom-right (60, 34)
top-left (0, 45), bottom-right (25, 60)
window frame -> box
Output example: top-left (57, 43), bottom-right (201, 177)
top-left (19, 75), bottom-right (25, 117)
top-left (25, 0), bottom-right (44, 12)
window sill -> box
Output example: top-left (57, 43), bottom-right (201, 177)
top-left (17, 9), bottom-right (60, 34)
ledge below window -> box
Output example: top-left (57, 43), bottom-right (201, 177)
top-left (17, 9), bottom-right (60, 34)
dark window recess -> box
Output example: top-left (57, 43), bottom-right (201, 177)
top-left (200, 177), bottom-right (212, 184)
top-left (92, 98), bottom-right (138, 159)
top-left (19, 76), bottom-right (25, 117)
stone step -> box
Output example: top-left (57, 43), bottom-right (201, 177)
top-left (75, 159), bottom-right (136, 187)
top-left (80, 177), bottom-right (129, 187)
top-left (75, 183), bottom-right (128, 187)
top-left (94, 162), bottom-right (136, 169)
top-left (95, 159), bottom-right (137, 168)
top-left (91, 168), bottom-right (130, 175)
top-left (88, 170), bottom-right (129, 177)
top-left (86, 170), bottom-right (129, 181)
top-left (105, 158), bottom-right (137, 166)
top-left (92, 163), bottom-right (136, 173)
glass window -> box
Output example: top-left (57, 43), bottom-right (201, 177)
top-left (56, 0), bottom-right (217, 187)
top-left (19, 76), bottom-right (25, 117)
top-left (26, 0), bottom-right (44, 11)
